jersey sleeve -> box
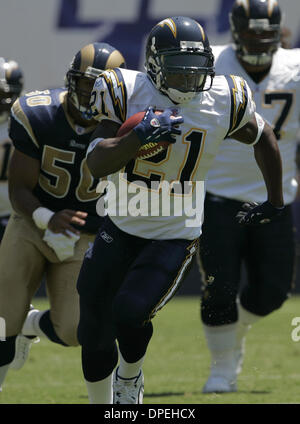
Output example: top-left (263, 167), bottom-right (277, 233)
top-left (89, 68), bottom-right (127, 124)
top-left (9, 98), bottom-right (40, 159)
top-left (224, 75), bottom-right (256, 137)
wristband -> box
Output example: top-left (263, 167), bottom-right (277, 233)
top-left (86, 137), bottom-right (104, 158)
top-left (32, 207), bottom-right (55, 230)
top-left (251, 112), bottom-right (265, 146)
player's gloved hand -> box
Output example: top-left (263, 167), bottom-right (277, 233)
top-left (236, 201), bottom-right (284, 226)
top-left (133, 106), bottom-right (184, 145)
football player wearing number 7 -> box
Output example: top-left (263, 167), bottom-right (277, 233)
top-left (0, 42), bottom-right (126, 392)
top-left (198, 0), bottom-right (300, 394)
top-left (76, 16), bottom-right (284, 404)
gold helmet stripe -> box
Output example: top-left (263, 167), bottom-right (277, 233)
top-left (196, 23), bottom-right (206, 41)
top-left (79, 44), bottom-right (95, 73)
top-left (268, 0), bottom-right (278, 16)
top-left (105, 50), bottom-right (126, 69)
top-left (157, 18), bottom-right (177, 38)
top-left (5, 61), bottom-right (19, 80)
top-left (237, 0), bottom-right (250, 16)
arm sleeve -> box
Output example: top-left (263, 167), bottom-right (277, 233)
top-left (89, 68), bottom-right (127, 124)
top-left (225, 75), bottom-right (256, 138)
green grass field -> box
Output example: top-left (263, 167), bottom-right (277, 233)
top-left (1, 295), bottom-right (300, 404)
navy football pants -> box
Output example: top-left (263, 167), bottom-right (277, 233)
top-left (77, 217), bottom-right (197, 381)
top-left (199, 193), bottom-right (296, 326)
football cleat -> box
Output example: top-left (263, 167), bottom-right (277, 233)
top-left (9, 334), bottom-right (40, 370)
top-left (202, 376), bottom-right (237, 393)
top-left (202, 351), bottom-right (242, 393)
top-left (113, 367), bottom-right (144, 404)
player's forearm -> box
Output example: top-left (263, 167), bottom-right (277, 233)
top-left (87, 131), bottom-right (141, 178)
top-left (9, 186), bottom-right (42, 218)
top-left (254, 126), bottom-right (284, 207)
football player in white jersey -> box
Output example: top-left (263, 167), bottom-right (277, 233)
top-left (0, 58), bottom-right (23, 239)
top-left (198, 0), bottom-right (300, 393)
top-left (75, 16), bottom-right (285, 404)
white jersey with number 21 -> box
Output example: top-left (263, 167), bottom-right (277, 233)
top-left (90, 68), bottom-right (256, 240)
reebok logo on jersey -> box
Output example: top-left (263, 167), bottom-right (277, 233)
top-left (69, 139), bottom-right (86, 149)
top-left (100, 231), bottom-right (114, 243)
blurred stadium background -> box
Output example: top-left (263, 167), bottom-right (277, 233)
top-left (0, 0), bottom-right (299, 90)
top-left (1, 0), bottom-right (300, 405)
top-left (1, 0), bottom-right (297, 296)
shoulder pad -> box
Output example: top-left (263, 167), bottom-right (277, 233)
top-left (224, 75), bottom-right (251, 136)
top-left (91, 69), bottom-right (127, 124)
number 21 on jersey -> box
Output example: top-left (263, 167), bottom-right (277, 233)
top-left (124, 128), bottom-right (206, 194)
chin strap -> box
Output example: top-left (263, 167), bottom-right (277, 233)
top-left (81, 107), bottom-right (93, 120)
top-left (165, 87), bottom-right (197, 104)
top-left (239, 52), bottom-right (273, 67)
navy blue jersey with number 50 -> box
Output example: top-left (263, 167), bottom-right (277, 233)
top-left (9, 88), bottom-right (103, 233)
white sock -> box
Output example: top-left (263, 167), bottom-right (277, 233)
top-left (203, 323), bottom-right (237, 379)
top-left (236, 301), bottom-right (261, 352)
top-left (0, 364), bottom-right (10, 391)
top-left (117, 352), bottom-right (145, 379)
top-left (22, 309), bottom-right (48, 339)
top-left (85, 373), bottom-right (113, 404)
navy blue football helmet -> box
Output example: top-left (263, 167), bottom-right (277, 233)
top-left (230, 0), bottom-right (282, 66)
top-left (0, 57), bottom-right (23, 118)
top-left (145, 16), bottom-right (215, 104)
top-left (65, 42), bottom-right (126, 115)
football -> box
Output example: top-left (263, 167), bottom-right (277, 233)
top-left (116, 110), bottom-right (171, 159)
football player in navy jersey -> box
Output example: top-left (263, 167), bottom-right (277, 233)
top-left (74, 17), bottom-right (284, 404)
top-left (0, 58), bottom-right (23, 241)
top-left (0, 42), bottom-right (126, 392)
top-left (198, 0), bottom-right (300, 393)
